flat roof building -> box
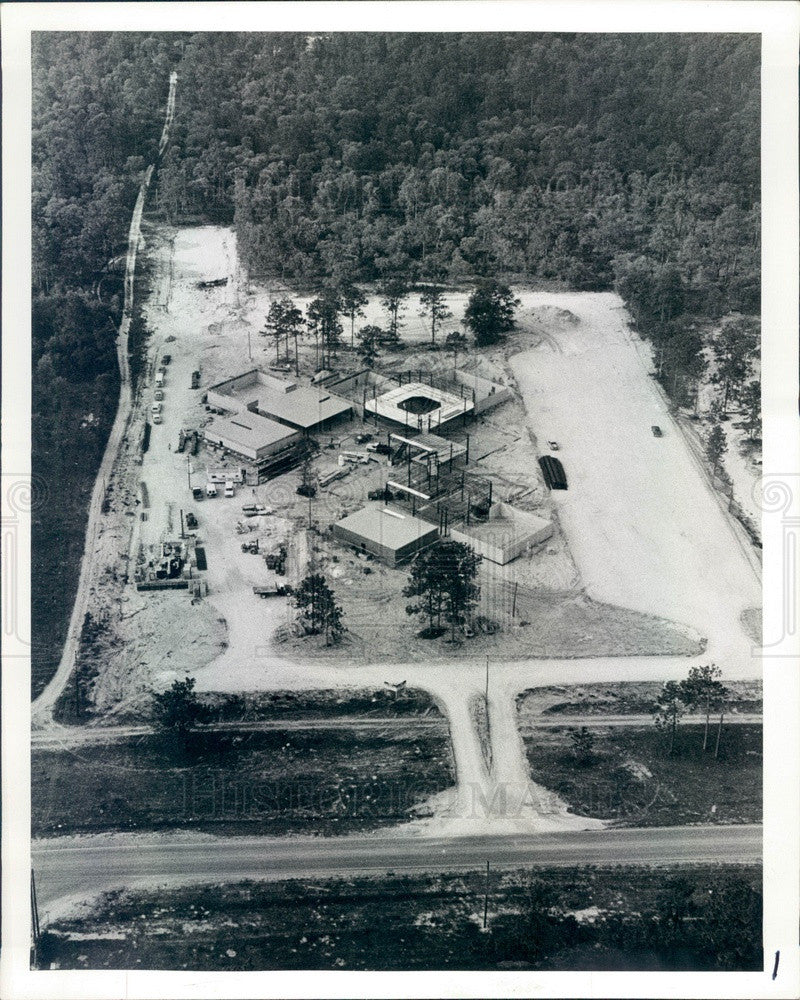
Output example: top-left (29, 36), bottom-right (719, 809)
top-left (204, 412), bottom-right (302, 463)
top-left (333, 505), bottom-right (439, 567)
top-left (207, 369), bottom-right (352, 432)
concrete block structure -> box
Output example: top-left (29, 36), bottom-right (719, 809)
top-left (333, 506), bottom-right (439, 567)
top-left (448, 502), bottom-right (553, 565)
top-left (364, 381), bottom-right (474, 432)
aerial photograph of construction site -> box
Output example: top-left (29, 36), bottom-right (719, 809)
top-left (12, 14), bottom-right (790, 992)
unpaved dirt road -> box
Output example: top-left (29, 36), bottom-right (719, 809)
top-left (32, 72), bottom-right (178, 727)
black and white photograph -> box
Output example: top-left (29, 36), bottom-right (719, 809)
top-left (2, 2), bottom-right (798, 997)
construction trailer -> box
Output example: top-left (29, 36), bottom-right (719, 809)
top-left (332, 506), bottom-right (439, 568)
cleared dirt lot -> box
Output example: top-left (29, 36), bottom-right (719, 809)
top-left (508, 292), bottom-right (761, 671)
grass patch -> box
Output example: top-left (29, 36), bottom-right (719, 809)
top-left (468, 692), bottom-right (492, 773)
top-left (37, 864), bottom-right (762, 972)
top-left (32, 723), bottom-right (454, 838)
top-left (202, 687), bottom-right (444, 722)
top-left (517, 680), bottom-right (762, 719)
top-left (520, 723), bottom-right (761, 826)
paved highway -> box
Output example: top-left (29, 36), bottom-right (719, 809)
top-left (32, 824), bottom-right (761, 921)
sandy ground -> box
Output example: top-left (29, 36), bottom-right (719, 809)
top-left (507, 292), bottom-right (761, 673)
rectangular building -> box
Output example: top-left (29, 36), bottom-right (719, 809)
top-left (333, 506), bottom-right (439, 567)
top-left (207, 369), bottom-right (352, 433)
top-left (204, 412), bottom-right (302, 463)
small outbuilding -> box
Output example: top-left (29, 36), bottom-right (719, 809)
top-left (333, 506), bottom-right (439, 567)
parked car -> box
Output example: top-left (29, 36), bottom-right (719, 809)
top-left (651, 425), bottom-right (663, 437)
top-left (296, 483), bottom-right (317, 498)
top-left (547, 440), bottom-right (560, 451)
top-left (185, 512), bottom-right (198, 529)
top-left (224, 480), bottom-right (235, 497)
top-left (205, 483), bottom-right (217, 497)
top-left (162, 354), bottom-right (171, 365)
top-left (192, 487), bottom-right (204, 501)
top-left (152, 412), bottom-right (162, 424)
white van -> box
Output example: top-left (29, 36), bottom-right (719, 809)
top-left (205, 482), bottom-right (218, 498)
top-left (224, 480), bottom-right (235, 498)
top-left (155, 371), bottom-right (164, 387)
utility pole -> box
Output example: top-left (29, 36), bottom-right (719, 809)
top-left (485, 656), bottom-right (489, 704)
top-left (186, 454), bottom-right (191, 491)
top-left (482, 860), bottom-right (490, 929)
top-left (31, 869), bottom-right (41, 963)
top-left (180, 508), bottom-right (185, 539)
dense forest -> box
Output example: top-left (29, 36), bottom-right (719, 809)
top-left (159, 32), bottom-right (759, 315)
top-left (32, 31), bottom-right (759, 692)
top-left (31, 33), bottom-right (179, 692)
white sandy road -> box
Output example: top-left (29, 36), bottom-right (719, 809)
top-left (32, 824), bottom-right (762, 924)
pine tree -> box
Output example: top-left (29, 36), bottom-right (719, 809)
top-left (464, 280), bottom-right (520, 347)
top-left (680, 663), bottom-right (727, 752)
top-left (294, 573), bottom-right (345, 643)
top-left (653, 680), bottom-right (687, 755)
top-left (404, 540), bottom-right (482, 640)
top-left (706, 421), bottom-right (727, 476)
top-left (419, 283), bottom-right (452, 345)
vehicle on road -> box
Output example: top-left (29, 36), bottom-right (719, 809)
top-left (254, 584), bottom-right (293, 598)
top-left (152, 412), bottom-right (162, 424)
top-left (151, 402), bottom-right (162, 416)
top-left (185, 512), bottom-right (198, 529)
top-left (548, 440), bottom-right (560, 450)
top-left (651, 425), bottom-right (663, 437)
top-left (154, 389), bottom-right (164, 401)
